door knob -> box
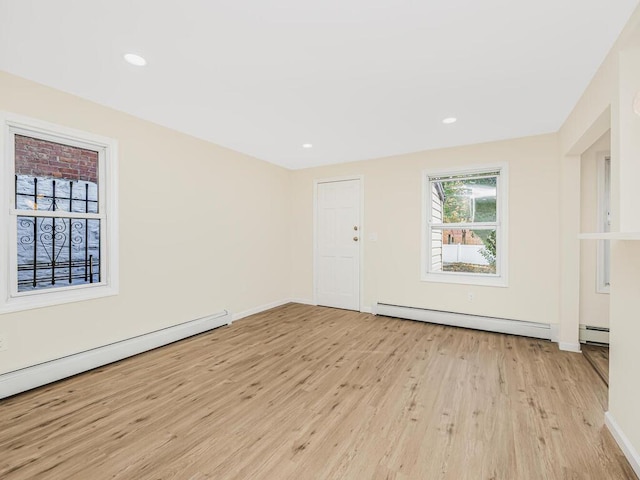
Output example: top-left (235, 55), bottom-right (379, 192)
top-left (353, 236), bottom-right (359, 241)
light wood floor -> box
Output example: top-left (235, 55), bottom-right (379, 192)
top-left (0, 304), bottom-right (635, 479)
top-left (582, 343), bottom-right (609, 385)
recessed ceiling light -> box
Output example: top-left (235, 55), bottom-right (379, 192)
top-left (302, 143), bottom-right (313, 149)
top-left (442, 117), bottom-right (457, 124)
top-left (124, 53), bottom-right (147, 66)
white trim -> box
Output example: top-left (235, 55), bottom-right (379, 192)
top-left (0, 310), bottom-right (231, 399)
top-left (232, 299), bottom-right (291, 322)
top-left (290, 298), bottom-right (315, 306)
top-left (422, 164), bottom-right (507, 177)
top-left (313, 175), bottom-right (364, 311)
top-left (360, 306), bottom-right (373, 314)
top-left (8, 209), bottom-right (103, 220)
top-left (596, 153), bottom-right (611, 293)
top-left (430, 172), bottom-right (501, 182)
top-left (421, 163), bottom-right (509, 287)
top-left (605, 411), bottom-right (640, 478)
top-left (558, 342), bottom-right (582, 353)
top-left (550, 323), bottom-right (560, 343)
top-left (375, 303), bottom-right (550, 340)
top-left (0, 111), bottom-right (119, 313)
top-left (432, 221), bottom-right (500, 229)
top-left (420, 271), bottom-right (508, 287)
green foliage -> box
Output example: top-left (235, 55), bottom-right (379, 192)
top-left (479, 230), bottom-right (496, 266)
top-left (441, 177), bottom-right (496, 224)
top-left (439, 178), bottom-right (497, 256)
top-left (442, 180), bottom-right (471, 223)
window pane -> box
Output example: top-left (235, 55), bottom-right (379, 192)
top-left (17, 216), bottom-right (101, 292)
top-left (15, 135), bottom-right (99, 213)
top-left (431, 175), bottom-right (497, 223)
top-left (431, 228), bottom-right (497, 274)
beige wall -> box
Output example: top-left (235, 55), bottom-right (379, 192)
top-left (579, 132), bottom-right (610, 328)
top-left (291, 134), bottom-right (561, 324)
top-left (0, 71), bottom-right (292, 374)
top-left (1, 4), bottom-right (639, 466)
top-left (609, 241), bottom-right (640, 456)
top-left (609, 41), bottom-right (640, 467)
top-left (560, 3), bottom-right (640, 466)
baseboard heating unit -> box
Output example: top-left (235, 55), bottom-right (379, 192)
top-left (0, 310), bottom-right (232, 400)
top-left (374, 303), bottom-right (551, 340)
top-left (579, 325), bottom-right (610, 344)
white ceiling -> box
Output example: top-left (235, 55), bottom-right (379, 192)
top-left (0, 1), bottom-right (638, 169)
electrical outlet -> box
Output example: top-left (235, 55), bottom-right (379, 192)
top-left (467, 292), bottom-right (474, 302)
top-left (0, 334), bottom-right (7, 352)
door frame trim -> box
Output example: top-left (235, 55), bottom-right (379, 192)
top-left (313, 175), bottom-right (364, 311)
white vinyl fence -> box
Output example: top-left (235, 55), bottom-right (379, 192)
top-left (442, 244), bottom-right (489, 265)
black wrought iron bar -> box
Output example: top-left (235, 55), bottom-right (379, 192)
top-left (33, 178), bottom-right (38, 288)
top-left (84, 183), bottom-right (89, 281)
top-left (19, 273), bottom-right (100, 285)
top-left (51, 180), bottom-right (56, 285)
top-left (16, 177), bottom-right (100, 292)
top-left (68, 182), bottom-right (73, 283)
top-left (18, 259), bottom-right (99, 269)
top-left (97, 221), bottom-right (101, 283)
top-left (14, 190), bottom-right (97, 200)
top-left (18, 257), bottom-right (100, 286)
top-left (15, 191), bottom-right (96, 205)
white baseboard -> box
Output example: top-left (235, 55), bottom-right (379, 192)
top-left (232, 299), bottom-right (292, 322)
top-left (0, 310), bottom-right (231, 400)
top-left (375, 303), bottom-right (551, 340)
top-left (289, 299), bottom-right (370, 313)
top-left (549, 325), bottom-right (582, 352)
top-left (550, 324), bottom-right (559, 342)
top-left (289, 298), bottom-right (315, 306)
top-left (558, 342), bottom-right (582, 353)
top-left (605, 411), bottom-right (640, 477)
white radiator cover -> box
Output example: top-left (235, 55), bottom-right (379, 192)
top-left (374, 303), bottom-right (551, 340)
top-left (579, 324), bottom-right (610, 344)
top-left (0, 310), bottom-right (232, 400)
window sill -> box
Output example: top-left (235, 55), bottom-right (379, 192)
top-left (421, 273), bottom-right (508, 287)
top-left (0, 284), bottom-right (118, 314)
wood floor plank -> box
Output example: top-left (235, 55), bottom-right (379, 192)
top-left (0, 304), bottom-right (635, 479)
top-left (582, 343), bottom-right (609, 386)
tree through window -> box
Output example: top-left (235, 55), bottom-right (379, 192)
top-left (424, 167), bottom-right (507, 285)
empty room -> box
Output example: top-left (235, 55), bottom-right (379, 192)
top-left (1, 1), bottom-right (640, 479)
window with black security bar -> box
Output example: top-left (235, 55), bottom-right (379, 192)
top-left (13, 134), bottom-right (102, 292)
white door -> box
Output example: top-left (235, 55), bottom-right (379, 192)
top-left (315, 179), bottom-right (361, 310)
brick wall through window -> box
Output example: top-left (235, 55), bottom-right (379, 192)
top-left (15, 134), bottom-right (98, 183)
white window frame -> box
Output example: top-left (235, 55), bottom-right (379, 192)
top-left (596, 153), bottom-right (610, 294)
top-left (421, 164), bottom-right (508, 287)
top-left (0, 112), bottom-right (119, 313)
